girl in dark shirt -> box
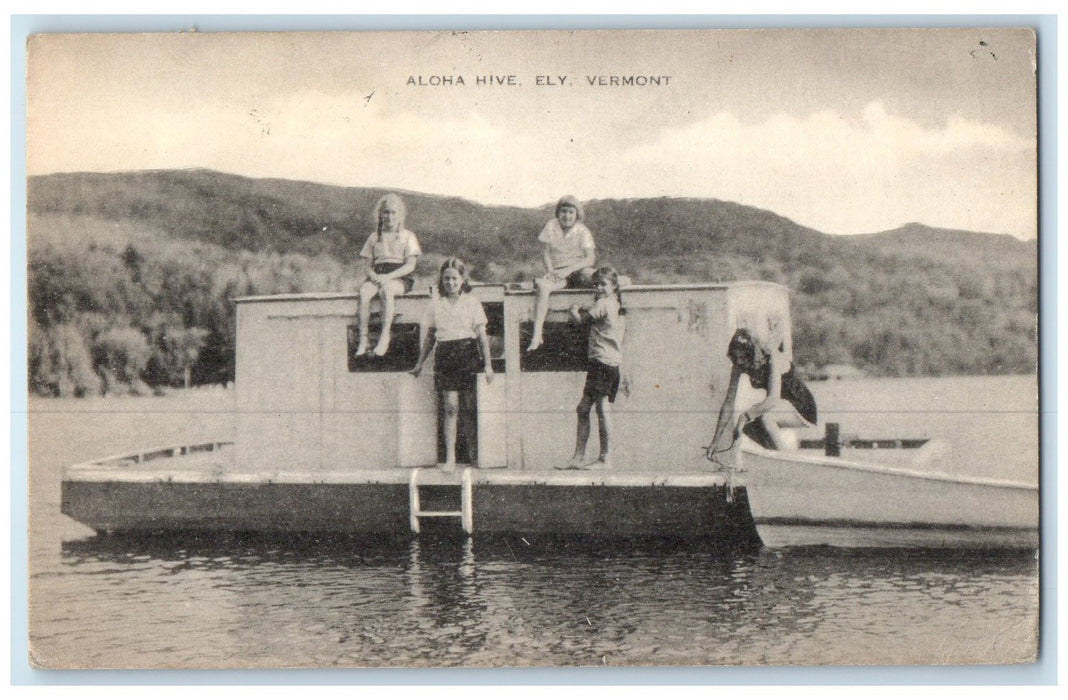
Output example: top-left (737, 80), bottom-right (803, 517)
top-left (707, 328), bottom-right (817, 459)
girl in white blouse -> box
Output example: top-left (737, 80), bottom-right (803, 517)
top-left (355, 193), bottom-right (422, 357)
top-left (411, 258), bottom-right (494, 470)
top-left (527, 195), bottom-right (597, 352)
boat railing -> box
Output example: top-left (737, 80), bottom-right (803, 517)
top-left (798, 422), bottom-right (930, 456)
top-left (741, 438), bottom-right (1037, 492)
top-left (66, 441), bottom-right (234, 472)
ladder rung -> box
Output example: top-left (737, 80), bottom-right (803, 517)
top-left (414, 510), bottom-right (463, 518)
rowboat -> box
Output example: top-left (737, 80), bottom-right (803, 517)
top-left (738, 437), bottom-right (1039, 549)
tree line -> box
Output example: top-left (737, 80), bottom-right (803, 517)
top-left (26, 171), bottom-right (1037, 396)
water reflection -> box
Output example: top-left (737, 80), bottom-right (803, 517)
top-left (50, 533), bottom-right (1038, 668)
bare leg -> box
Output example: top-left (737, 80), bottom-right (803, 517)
top-left (587, 396), bottom-right (612, 468)
top-left (568, 395), bottom-right (593, 467)
top-left (527, 277), bottom-right (552, 351)
top-left (442, 390), bottom-right (460, 470)
top-left (356, 281), bottom-right (377, 355)
top-left (373, 280), bottom-right (401, 356)
top-left (758, 412), bottom-right (798, 451)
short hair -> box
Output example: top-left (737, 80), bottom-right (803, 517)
top-left (372, 193), bottom-right (407, 231)
top-left (437, 257), bottom-right (473, 296)
top-left (555, 195), bottom-right (584, 221)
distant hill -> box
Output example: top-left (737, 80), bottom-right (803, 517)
top-left (26, 169), bottom-right (1038, 395)
top-left (845, 222), bottom-right (1036, 269)
top-left (28, 169), bottom-right (1033, 276)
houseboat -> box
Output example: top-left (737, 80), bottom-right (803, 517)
top-left (60, 281), bottom-right (1039, 549)
top-left (62, 281), bottom-right (786, 545)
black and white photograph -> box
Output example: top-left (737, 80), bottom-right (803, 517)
top-left (24, 26), bottom-right (1041, 670)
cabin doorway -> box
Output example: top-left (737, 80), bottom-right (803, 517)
top-left (437, 376), bottom-right (507, 467)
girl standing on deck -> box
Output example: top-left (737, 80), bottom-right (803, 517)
top-left (354, 193), bottom-right (422, 357)
top-left (527, 195), bottom-right (597, 352)
top-left (706, 327), bottom-right (817, 461)
top-left (411, 258), bottom-right (494, 471)
top-left (558, 266), bottom-right (626, 470)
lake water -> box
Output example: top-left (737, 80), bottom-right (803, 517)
top-left (24, 376), bottom-right (1040, 669)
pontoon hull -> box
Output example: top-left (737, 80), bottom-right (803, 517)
top-left (61, 455), bottom-right (760, 546)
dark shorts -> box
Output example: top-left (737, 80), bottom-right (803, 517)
top-left (743, 367), bottom-right (817, 449)
top-left (781, 367), bottom-right (817, 424)
top-left (565, 268), bottom-right (596, 289)
top-left (434, 338), bottom-right (482, 393)
top-left (372, 261), bottom-right (415, 293)
top-left (582, 359), bottom-right (621, 403)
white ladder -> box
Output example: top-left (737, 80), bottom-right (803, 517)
top-left (409, 468), bottom-right (474, 534)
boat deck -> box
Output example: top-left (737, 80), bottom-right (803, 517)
top-left (61, 440), bottom-right (756, 540)
top-left (63, 441), bottom-right (738, 488)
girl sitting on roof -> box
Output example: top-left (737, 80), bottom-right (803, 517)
top-left (354, 193), bottom-right (422, 357)
top-left (526, 195), bottom-right (597, 352)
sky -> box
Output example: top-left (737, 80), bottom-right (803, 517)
top-left (25, 28), bottom-right (1038, 239)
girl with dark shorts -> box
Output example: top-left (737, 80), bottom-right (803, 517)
top-left (527, 195), bottom-right (598, 351)
top-left (706, 327), bottom-right (817, 461)
top-left (558, 266), bottom-right (626, 470)
top-left (355, 193), bottom-right (422, 357)
top-left (411, 258), bottom-right (494, 470)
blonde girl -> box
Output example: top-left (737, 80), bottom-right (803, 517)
top-left (355, 193), bottom-right (422, 356)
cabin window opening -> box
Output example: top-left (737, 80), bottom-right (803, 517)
top-left (347, 321), bottom-right (421, 372)
top-left (519, 321), bottom-right (588, 372)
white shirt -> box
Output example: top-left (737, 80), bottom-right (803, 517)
top-left (427, 294), bottom-right (488, 342)
top-left (359, 228), bottom-right (422, 265)
top-left (538, 219), bottom-right (595, 271)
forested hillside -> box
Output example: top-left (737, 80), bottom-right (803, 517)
top-left (27, 170), bottom-right (1037, 396)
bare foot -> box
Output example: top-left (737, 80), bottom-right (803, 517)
top-left (526, 337), bottom-right (543, 352)
top-left (585, 456), bottom-right (611, 469)
top-left (372, 333), bottom-right (391, 356)
top-left (355, 338), bottom-right (369, 356)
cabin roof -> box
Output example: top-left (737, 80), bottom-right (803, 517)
top-left (233, 280), bottom-right (788, 304)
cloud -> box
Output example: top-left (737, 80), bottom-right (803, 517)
top-left (27, 89), bottom-right (1037, 239)
top-left (619, 101), bottom-right (1036, 238)
top-left (29, 89), bottom-right (511, 196)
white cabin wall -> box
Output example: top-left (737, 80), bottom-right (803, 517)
top-left (236, 299), bottom-right (351, 475)
top-left (235, 283), bottom-right (791, 475)
top-left (236, 295), bottom-right (435, 474)
top-left (503, 291), bottom-right (582, 470)
top-left (727, 283), bottom-right (794, 362)
top-left (509, 288), bottom-right (735, 472)
top-left (615, 289), bottom-right (731, 473)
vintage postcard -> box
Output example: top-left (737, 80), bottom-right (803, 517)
top-left (25, 28), bottom-right (1039, 670)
